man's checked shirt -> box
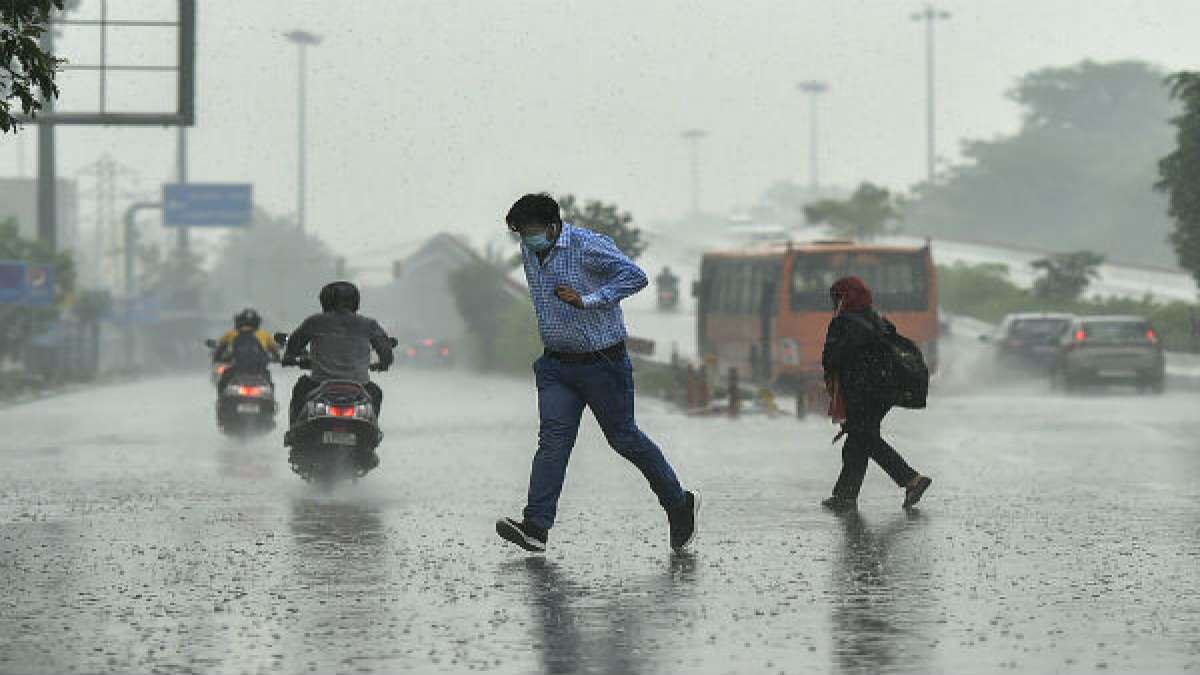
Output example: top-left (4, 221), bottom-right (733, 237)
top-left (520, 223), bottom-right (647, 353)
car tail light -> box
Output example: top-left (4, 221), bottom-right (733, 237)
top-left (216, 364), bottom-right (229, 375)
top-left (1147, 328), bottom-right (1158, 343)
top-left (423, 338), bottom-right (435, 346)
top-left (407, 347), bottom-right (417, 357)
top-left (440, 347), bottom-right (450, 356)
top-left (330, 405), bottom-right (356, 417)
top-left (238, 385), bottom-right (262, 397)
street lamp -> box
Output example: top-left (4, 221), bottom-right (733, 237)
top-left (284, 29), bottom-right (321, 232)
top-left (797, 80), bottom-right (829, 193)
top-left (910, 4), bottom-right (950, 185)
top-left (681, 129), bottom-right (707, 215)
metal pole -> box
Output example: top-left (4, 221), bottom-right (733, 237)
top-left (297, 44), bottom-right (307, 232)
top-left (808, 92), bottom-right (819, 192)
top-left (925, 11), bottom-right (935, 184)
top-left (122, 201), bottom-right (163, 368)
top-left (912, 5), bottom-right (949, 185)
top-left (681, 129), bottom-right (706, 216)
top-left (176, 126), bottom-right (189, 251)
top-left (688, 141), bottom-right (699, 214)
top-left (16, 135), bottom-right (26, 177)
top-left (797, 81), bottom-right (828, 194)
top-left (36, 24), bottom-right (56, 251)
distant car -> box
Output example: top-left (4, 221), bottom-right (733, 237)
top-left (400, 338), bottom-right (454, 367)
top-left (985, 313), bottom-right (1075, 372)
top-left (1051, 315), bottom-right (1165, 393)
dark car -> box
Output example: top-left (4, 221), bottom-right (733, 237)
top-left (401, 338), bottom-right (454, 367)
top-left (1052, 315), bottom-right (1165, 393)
top-left (984, 313), bottom-right (1075, 373)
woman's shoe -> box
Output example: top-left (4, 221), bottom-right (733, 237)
top-left (821, 496), bottom-right (857, 512)
top-left (903, 475), bottom-right (932, 509)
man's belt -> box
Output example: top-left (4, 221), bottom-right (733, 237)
top-left (544, 341), bottom-right (626, 364)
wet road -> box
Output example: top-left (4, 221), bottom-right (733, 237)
top-left (2, 357), bottom-right (1199, 673)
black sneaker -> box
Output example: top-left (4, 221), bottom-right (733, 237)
top-left (668, 491), bottom-right (701, 550)
top-left (496, 517), bottom-right (547, 553)
top-left (903, 475), bottom-right (932, 509)
top-left (821, 496), bottom-right (858, 512)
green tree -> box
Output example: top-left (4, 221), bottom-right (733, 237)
top-left (559, 194), bottom-right (646, 260)
top-left (1, 0), bottom-right (65, 133)
top-left (1156, 71), bottom-right (1200, 289)
top-left (803, 182), bottom-right (897, 240)
top-left (206, 210), bottom-right (339, 327)
top-left (904, 60), bottom-right (1176, 267)
top-left (137, 243), bottom-right (207, 310)
top-left (1030, 250), bottom-right (1105, 301)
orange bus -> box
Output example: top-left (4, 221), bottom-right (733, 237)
top-left (694, 241), bottom-right (938, 408)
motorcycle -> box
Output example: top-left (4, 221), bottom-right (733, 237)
top-left (275, 332), bottom-right (396, 487)
top-left (204, 339), bottom-right (278, 437)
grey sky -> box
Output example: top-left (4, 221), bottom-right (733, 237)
top-left (4, 0), bottom-right (1199, 267)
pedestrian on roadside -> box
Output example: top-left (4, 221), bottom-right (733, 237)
top-left (821, 276), bottom-right (932, 511)
top-left (495, 193), bottom-right (700, 553)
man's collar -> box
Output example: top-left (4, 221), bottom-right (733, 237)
top-left (553, 222), bottom-right (573, 249)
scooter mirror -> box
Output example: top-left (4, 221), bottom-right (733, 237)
top-left (274, 332), bottom-right (289, 345)
top-left (388, 337), bottom-right (399, 347)
top-left (204, 339), bottom-right (217, 349)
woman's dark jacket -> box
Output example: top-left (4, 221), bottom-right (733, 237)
top-left (822, 308), bottom-right (898, 418)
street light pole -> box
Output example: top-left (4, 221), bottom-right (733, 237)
top-left (797, 81), bottom-right (828, 193)
top-left (911, 4), bottom-right (950, 185)
top-left (681, 129), bottom-right (707, 216)
top-left (285, 30), bottom-right (321, 232)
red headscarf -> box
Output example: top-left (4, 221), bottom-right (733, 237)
top-left (830, 276), bottom-right (873, 314)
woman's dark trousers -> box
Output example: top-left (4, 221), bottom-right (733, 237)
top-left (831, 407), bottom-right (918, 499)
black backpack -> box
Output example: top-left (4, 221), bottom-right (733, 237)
top-left (231, 330), bottom-right (269, 373)
top-left (843, 313), bottom-right (929, 409)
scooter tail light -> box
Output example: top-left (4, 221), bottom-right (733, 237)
top-left (1074, 329), bottom-right (1087, 342)
top-left (330, 405), bottom-right (356, 418)
top-left (1147, 328), bottom-right (1158, 343)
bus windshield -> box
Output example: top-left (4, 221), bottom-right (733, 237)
top-left (791, 250), bottom-right (930, 311)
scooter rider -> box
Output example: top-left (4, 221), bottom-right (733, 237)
top-left (282, 281), bottom-right (394, 427)
top-left (213, 308), bottom-right (279, 390)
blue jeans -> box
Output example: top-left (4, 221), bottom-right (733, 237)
top-left (523, 353), bottom-right (686, 530)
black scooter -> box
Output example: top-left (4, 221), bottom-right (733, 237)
top-left (275, 332), bottom-right (395, 487)
top-left (204, 339), bottom-right (278, 437)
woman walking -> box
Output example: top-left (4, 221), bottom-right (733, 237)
top-left (821, 276), bottom-right (932, 511)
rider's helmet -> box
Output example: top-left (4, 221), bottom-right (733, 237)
top-left (234, 307), bottom-right (262, 330)
top-left (319, 281), bottom-right (360, 313)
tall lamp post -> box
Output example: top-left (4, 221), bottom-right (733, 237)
top-left (797, 80), bottom-right (828, 193)
top-left (681, 129), bottom-right (707, 216)
top-left (284, 30), bottom-right (321, 232)
top-left (911, 4), bottom-right (950, 184)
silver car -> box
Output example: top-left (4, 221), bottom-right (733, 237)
top-left (1052, 315), bottom-right (1165, 393)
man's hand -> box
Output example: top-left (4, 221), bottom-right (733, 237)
top-left (555, 285), bottom-right (585, 308)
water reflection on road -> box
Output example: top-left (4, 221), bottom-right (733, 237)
top-left (504, 552), bottom-right (699, 674)
top-left (830, 510), bottom-right (938, 674)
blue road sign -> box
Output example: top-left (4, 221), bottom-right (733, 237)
top-left (163, 183), bottom-right (253, 227)
top-left (0, 261), bottom-right (26, 304)
top-left (0, 261), bottom-right (56, 306)
top-left (26, 264), bottom-right (55, 306)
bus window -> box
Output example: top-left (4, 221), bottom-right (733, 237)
top-left (791, 251), bottom-right (929, 311)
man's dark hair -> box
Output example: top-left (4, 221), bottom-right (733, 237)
top-left (506, 193), bottom-right (561, 231)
